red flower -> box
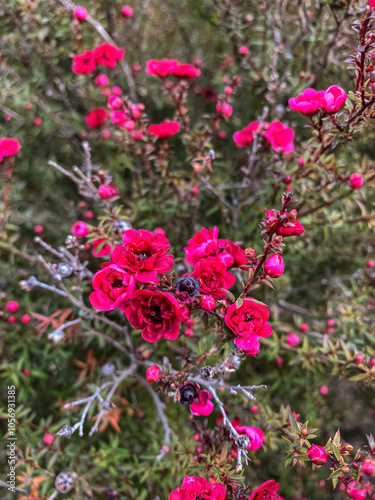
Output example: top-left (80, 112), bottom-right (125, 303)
top-left (233, 121), bottom-right (260, 147)
top-left (371, 0), bottom-right (375, 9)
top-left (93, 43), bottom-right (125, 68)
top-left (288, 88), bottom-right (324, 115)
top-left (0, 138), bottom-right (21, 157)
top-left (321, 85), bottom-right (346, 114)
top-left (145, 59), bottom-right (179, 77)
top-left (110, 228), bottom-right (174, 283)
top-left (263, 120), bottom-right (294, 154)
top-left (265, 209), bottom-right (305, 237)
top-left (98, 184), bottom-right (119, 198)
top-left (86, 108), bottom-right (108, 128)
top-left (123, 289), bottom-right (186, 342)
top-left (217, 240), bottom-right (248, 269)
top-left (248, 480), bottom-right (284, 500)
top-left (89, 264), bottom-right (135, 311)
top-left (72, 50), bottom-right (96, 74)
top-left (346, 481), bottom-right (367, 500)
top-left (72, 221), bottom-right (89, 238)
top-left (225, 299), bottom-right (273, 338)
top-left (349, 173), bottom-right (364, 189)
top-left (191, 256), bottom-right (235, 299)
top-left (148, 121), bottom-right (180, 139)
top-left (171, 63), bottom-right (201, 80)
top-left (74, 6), bottom-right (88, 20)
top-left (184, 226), bottom-right (219, 265)
top-left (190, 390), bottom-right (214, 416)
top-left (169, 476), bottom-right (226, 500)
top-left (234, 425), bottom-right (265, 451)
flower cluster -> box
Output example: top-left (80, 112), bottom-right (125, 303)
top-left (289, 85), bottom-right (346, 115)
top-left (72, 43), bottom-right (125, 75)
top-left (145, 59), bottom-right (201, 79)
top-left (169, 476), bottom-right (226, 500)
top-left (233, 120), bottom-right (294, 154)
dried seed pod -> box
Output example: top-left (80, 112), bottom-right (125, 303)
top-left (55, 472), bottom-right (74, 493)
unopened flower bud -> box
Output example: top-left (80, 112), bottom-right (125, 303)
top-left (342, 465), bottom-right (350, 474)
top-left (146, 365), bottom-right (161, 384)
top-left (288, 209), bottom-right (297, 222)
top-left (307, 444), bottom-right (328, 465)
top-left (361, 459), bottom-right (375, 476)
top-left (264, 254), bottom-right (284, 278)
top-left (245, 247), bottom-right (256, 260)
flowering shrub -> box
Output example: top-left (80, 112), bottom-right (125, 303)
top-left (1, 1), bottom-right (375, 500)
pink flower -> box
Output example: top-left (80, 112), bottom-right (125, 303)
top-left (346, 481), bottom-right (367, 500)
top-left (264, 254), bottom-right (284, 278)
top-left (320, 385), bottom-right (329, 395)
top-left (98, 184), bottom-right (119, 199)
top-left (233, 122), bottom-right (260, 147)
top-left (34, 118), bottom-right (42, 126)
top-left (191, 256), bottom-right (235, 299)
top-left (92, 238), bottom-right (112, 258)
top-left (169, 476), bottom-right (226, 500)
top-left (86, 108), bottom-right (108, 128)
top-left (34, 225), bottom-right (44, 233)
top-left (216, 102), bottom-right (232, 117)
top-left (307, 444), bottom-right (328, 465)
top-left (224, 299), bottom-right (273, 338)
top-left (72, 221), bottom-right (89, 238)
top-left (367, 260), bottom-right (375, 268)
top-left (288, 88), bottom-right (324, 115)
top-left (146, 365), bottom-right (161, 383)
top-left (263, 120), bottom-right (294, 154)
top-left (234, 425), bottom-right (265, 451)
top-left (110, 110), bottom-right (128, 127)
top-left (184, 227), bottom-right (219, 265)
top-left (95, 74), bottom-right (109, 87)
top-left (123, 289), bottom-right (186, 342)
top-left (93, 44), bottom-right (125, 68)
top-left (286, 332), bottom-right (300, 346)
top-left (0, 138), bottom-right (21, 157)
top-left (121, 5), bottom-right (133, 17)
top-left (361, 459), bottom-right (375, 476)
top-left (349, 173), bottom-right (364, 189)
top-left (72, 50), bottom-right (96, 74)
top-left (248, 480), bottom-right (284, 500)
top-left (89, 264), bottom-right (135, 311)
top-left (371, 0), bottom-right (375, 8)
top-left (321, 85), bottom-right (346, 114)
top-left (145, 59), bottom-right (179, 78)
top-left (265, 209), bottom-right (305, 237)
top-left (74, 6), bottom-right (87, 20)
top-left (148, 121), bottom-right (180, 139)
top-left (171, 63), bottom-right (201, 80)
top-left (190, 390), bottom-right (214, 416)
top-left (108, 95), bottom-right (123, 110)
top-left (6, 301), bottom-right (19, 312)
top-left (239, 46), bottom-right (249, 55)
top-left (110, 228), bottom-right (174, 283)
top-left (300, 323), bottom-right (309, 332)
top-left (43, 433), bottom-right (54, 445)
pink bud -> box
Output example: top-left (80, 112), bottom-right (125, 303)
top-left (34, 225), bottom-right (44, 233)
top-left (282, 175), bottom-right (292, 185)
top-left (199, 294), bottom-right (216, 311)
top-left (6, 301), bottom-right (19, 312)
top-left (8, 316), bottom-right (16, 323)
top-left (196, 445), bottom-right (203, 454)
top-left (224, 86), bottom-right (233, 95)
top-left (216, 103), bottom-right (232, 117)
top-left (362, 459), bottom-right (375, 476)
top-left (121, 5), bottom-right (133, 17)
top-left (320, 385), bottom-right (328, 395)
top-left (298, 157), bottom-right (305, 166)
top-left (275, 357), bottom-right (284, 366)
top-left (264, 254), bottom-right (284, 278)
top-left (239, 46), bottom-right (249, 55)
top-left (146, 365), bottom-right (161, 383)
top-left (349, 173), bottom-right (364, 189)
top-left (286, 332), bottom-right (300, 346)
top-left (251, 405), bottom-right (258, 413)
top-left (108, 96), bottom-right (123, 110)
top-left (369, 359), bottom-right (375, 368)
top-left (346, 480), bottom-right (367, 500)
top-left (355, 355), bottom-right (364, 364)
top-left (112, 86), bottom-right (122, 96)
top-left (190, 186), bottom-right (199, 196)
top-left (85, 210), bottom-right (94, 219)
top-left (154, 228), bottom-right (166, 236)
top-left (34, 118), bottom-right (42, 126)
top-left (72, 221), bottom-right (89, 238)
top-left (367, 260), bottom-right (375, 268)
top-left (95, 74), bottom-right (109, 88)
top-left (23, 368), bottom-right (30, 376)
top-left (307, 444), bottom-right (328, 465)
top-left (300, 323), bottom-right (308, 332)
top-left (102, 130), bottom-right (111, 139)
top-left (98, 184), bottom-right (119, 199)
top-left (43, 433), bottom-right (54, 445)
top-left (21, 314), bottom-right (31, 324)
top-left (185, 318), bottom-right (194, 327)
top-left (184, 328), bottom-right (194, 337)
top-left (217, 130), bottom-right (227, 139)
top-left (326, 318), bottom-right (335, 327)
top-left (74, 6), bottom-right (88, 21)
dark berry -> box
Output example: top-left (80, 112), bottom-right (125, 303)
top-left (179, 382), bottom-right (198, 405)
top-left (176, 276), bottom-right (199, 298)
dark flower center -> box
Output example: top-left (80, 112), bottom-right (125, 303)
top-left (243, 313), bottom-right (254, 322)
top-left (112, 279), bottom-right (124, 288)
top-left (137, 252), bottom-right (149, 261)
top-left (150, 304), bottom-right (162, 321)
